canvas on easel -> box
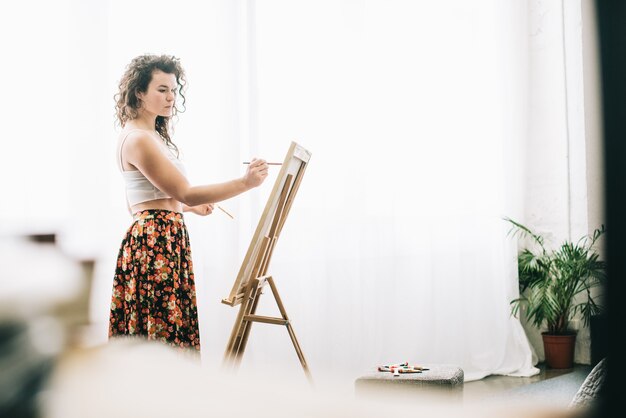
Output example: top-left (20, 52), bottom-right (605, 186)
top-left (222, 141), bottom-right (312, 382)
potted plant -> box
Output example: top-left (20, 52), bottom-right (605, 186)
top-left (505, 218), bottom-right (606, 369)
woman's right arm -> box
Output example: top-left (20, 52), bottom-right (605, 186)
top-left (122, 131), bottom-right (269, 206)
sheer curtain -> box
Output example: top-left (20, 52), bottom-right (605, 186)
top-left (14, 0), bottom-right (541, 383)
top-left (238, 0), bottom-right (539, 382)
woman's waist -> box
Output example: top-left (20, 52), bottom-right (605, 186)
top-left (131, 198), bottom-right (182, 214)
top-left (131, 200), bottom-right (184, 223)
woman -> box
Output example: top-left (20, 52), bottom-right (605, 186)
top-left (109, 54), bottom-right (268, 354)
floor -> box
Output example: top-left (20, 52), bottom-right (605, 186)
top-left (462, 363), bottom-right (592, 406)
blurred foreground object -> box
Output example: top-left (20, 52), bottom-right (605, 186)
top-left (0, 233), bottom-right (92, 417)
top-left (0, 319), bottom-right (57, 418)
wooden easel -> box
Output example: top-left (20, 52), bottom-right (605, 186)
top-left (222, 142), bottom-right (312, 384)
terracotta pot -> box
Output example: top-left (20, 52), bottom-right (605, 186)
top-left (542, 332), bottom-right (576, 369)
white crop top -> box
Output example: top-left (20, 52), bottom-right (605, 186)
top-left (118, 129), bottom-right (188, 206)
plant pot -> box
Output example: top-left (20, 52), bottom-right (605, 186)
top-left (542, 332), bottom-right (576, 369)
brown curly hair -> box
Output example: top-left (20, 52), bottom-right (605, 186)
top-left (115, 54), bottom-right (187, 156)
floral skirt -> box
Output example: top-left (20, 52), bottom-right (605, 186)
top-left (109, 210), bottom-right (201, 353)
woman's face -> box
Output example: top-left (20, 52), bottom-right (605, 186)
top-left (137, 70), bottom-right (177, 118)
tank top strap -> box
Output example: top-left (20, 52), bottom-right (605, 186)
top-left (117, 128), bottom-right (145, 172)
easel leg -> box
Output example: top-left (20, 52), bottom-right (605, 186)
top-left (223, 276), bottom-right (313, 386)
top-left (236, 281), bottom-right (264, 358)
top-left (223, 278), bottom-right (260, 368)
top-left (267, 277), bottom-right (313, 385)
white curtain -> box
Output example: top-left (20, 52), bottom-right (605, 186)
top-left (3, 0), bottom-right (543, 384)
top-left (239, 0), bottom-right (538, 382)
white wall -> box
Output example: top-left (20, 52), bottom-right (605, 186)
top-left (0, 1), bottom-right (71, 230)
top-left (581, 0), bottom-right (604, 251)
top-left (522, 0), bottom-right (604, 365)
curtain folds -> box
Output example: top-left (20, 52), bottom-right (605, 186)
top-left (239, 0), bottom-right (539, 381)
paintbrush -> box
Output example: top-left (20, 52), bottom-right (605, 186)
top-left (216, 205), bottom-right (234, 219)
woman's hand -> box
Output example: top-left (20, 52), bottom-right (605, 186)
top-left (242, 158), bottom-right (269, 189)
top-left (186, 204), bottom-right (214, 216)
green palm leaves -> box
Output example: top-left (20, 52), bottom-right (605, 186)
top-left (505, 218), bottom-right (606, 335)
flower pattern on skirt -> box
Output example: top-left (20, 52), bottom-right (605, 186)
top-left (109, 210), bottom-right (200, 352)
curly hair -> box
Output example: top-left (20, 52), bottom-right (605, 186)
top-left (114, 54), bottom-right (187, 156)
